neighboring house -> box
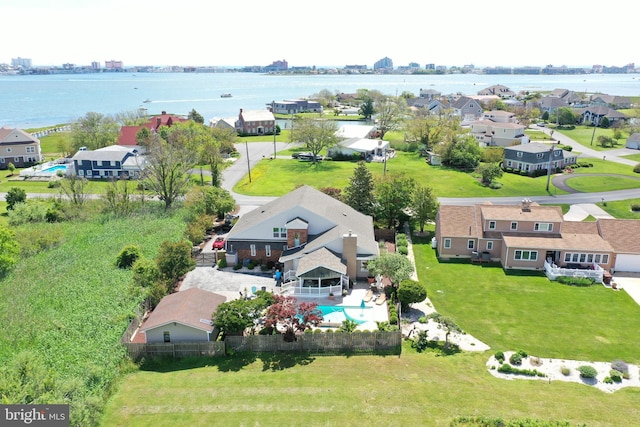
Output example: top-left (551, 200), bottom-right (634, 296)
top-left (469, 120), bottom-right (527, 147)
top-left (419, 88), bottom-right (441, 100)
top-left (477, 84), bottom-right (516, 99)
top-left (574, 106), bottom-right (628, 126)
top-left (335, 124), bottom-right (377, 140)
top-left (590, 94), bottom-right (632, 109)
top-left (435, 200), bottom-right (615, 281)
top-left (0, 126), bottom-right (44, 169)
top-left (71, 145), bottom-right (145, 179)
top-left (597, 219), bottom-right (640, 273)
top-left (209, 117), bottom-right (236, 132)
top-left (117, 111), bottom-right (187, 148)
top-left (407, 98), bottom-right (449, 115)
top-left (482, 110), bottom-right (517, 123)
top-left (224, 186), bottom-right (379, 296)
top-left (626, 133), bottom-right (640, 149)
top-left (539, 96), bottom-right (568, 113)
top-left (452, 96), bottom-right (484, 123)
top-left (139, 288), bottom-right (226, 343)
top-left (503, 143), bottom-right (578, 175)
top-left (235, 109), bottom-right (276, 136)
top-left (270, 99), bottom-right (323, 115)
top-left (328, 137), bottom-right (389, 160)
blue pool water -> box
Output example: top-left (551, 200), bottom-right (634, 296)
top-left (317, 305), bottom-right (372, 325)
top-left (42, 165), bottom-right (67, 173)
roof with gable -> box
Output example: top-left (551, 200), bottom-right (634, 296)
top-left (597, 219), bottom-right (640, 254)
top-left (0, 126), bottom-right (39, 145)
top-left (296, 247), bottom-right (347, 276)
top-left (140, 288), bottom-right (226, 333)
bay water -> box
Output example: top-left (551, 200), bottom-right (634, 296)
top-left (1, 72), bottom-right (639, 129)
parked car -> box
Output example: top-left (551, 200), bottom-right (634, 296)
top-left (292, 151), bottom-right (313, 159)
top-left (212, 237), bottom-right (225, 249)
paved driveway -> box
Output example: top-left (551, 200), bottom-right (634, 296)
top-left (612, 274), bottom-right (640, 306)
top-left (180, 267), bottom-right (277, 301)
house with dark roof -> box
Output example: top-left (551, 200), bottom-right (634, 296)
top-left (503, 143), bottom-right (578, 175)
top-left (71, 145), bottom-right (146, 179)
top-left (224, 186), bottom-right (379, 296)
top-left (477, 84), bottom-right (516, 99)
top-left (452, 96), bottom-right (484, 123)
top-left (138, 288), bottom-right (226, 343)
top-left (573, 106), bottom-right (628, 126)
top-left (589, 94), bottom-right (632, 109)
top-left (435, 200), bottom-right (617, 282)
top-left (0, 127), bottom-right (44, 169)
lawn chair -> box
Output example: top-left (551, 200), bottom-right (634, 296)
top-left (375, 293), bottom-right (386, 305)
top-left (364, 289), bottom-right (374, 302)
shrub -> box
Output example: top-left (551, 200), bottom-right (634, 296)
top-left (489, 181), bottom-right (502, 189)
top-left (631, 204), bottom-right (640, 212)
top-left (578, 365), bottom-right (598, 379)
top-left (115, 244), bottom-right (141, 269)
top-left (517, 349), bottom-right (528, 358)
top-left (604, 377), bottom-right (613, 384)
top-left (611, 360), bottom-right (629, 375)
top-left (218, 258), bottom-right (227, 268)
top-left (418, 316), bottom-right (428, 324)
top-left (530, 356), bottom-right (543, 367)
top-left (556, 276), bottom-right (595, 287)
top-left (609, 370), bottom-right (623, 383)
top-left (411, 330), bottom-right (430, 352)
top-left (47, 180), bottom-right (61, 188)
top-left (634, 163), bottom-right (640, 174)
top-left (498, 364), bottom-right (545, 377)
top-left (494, 351), bottom-right (505, 364)
top-left (509, 352), bottom-right (523, 366)
top-left (396, 233), bottom-right (408, 244)
top-left (398, 246), bottom-right (409, 255)
top-left (233, 263), bottom-right (242, 270)
top-left (388, 304), bottom-right (399, 325)
top-left (560, 365), bottom-right (571, 376)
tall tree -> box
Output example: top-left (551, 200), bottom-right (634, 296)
top-left (436, 134), bottom-right (482, 170)
top-left (375, 173), bottom-right (415, 229)
top-left (5, 187), bottom-right (26, 210)
top-left (155, 240), bottom-right (195, 284)
top-left (293, 117), bottom-right (338, 162)
top-left (366, 253), bottom-right (414, 287)
top-left (59, 173), bottom-right (89, 206)
top-left (188, 108), bottom-right (205, 124)
top-left (359, 98), bottom-right (375, 120)
top-left (374, 96), bottom-right (407, 138)
top-left (403, 109), bottom-right (459, 152)
top-left (184, 186), bottom-right (235, 219)
top-left (411, 185), bottom-right (438, 233)
top-left (70, 112), bottom-right (119, 152)
top-left (200, 127), bottom-right (236, 187)
top-left (343, 161), bottom-right (376, 216)
top-left (143, 133), bottom-right (197, 210)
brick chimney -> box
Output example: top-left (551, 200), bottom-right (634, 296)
top-left (343, 230), bottom-right (357, 279)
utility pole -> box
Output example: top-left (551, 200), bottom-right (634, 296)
top-left (545, 145), bottom-right (554, 192)
top-left (272, 100), bottom-right (277, 159)
top-left (590, 121), bottom-right (597, 146)
top-left (245, 141), bottom-right (252, 183)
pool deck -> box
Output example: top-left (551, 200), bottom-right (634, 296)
top-left (297, 282), bottom-right (389, 331)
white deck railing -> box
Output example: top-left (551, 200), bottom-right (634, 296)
top-left (544, 261), bottom-right (604, 283)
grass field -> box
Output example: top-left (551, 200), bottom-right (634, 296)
top-left (554, 126), bottom-right (629, 152)
top-left (598, 198), bottom-right (640, 219)
top-left (233, 152), bottom-right (569, 198)
top-left (564, 175), bottom-right (640, 192)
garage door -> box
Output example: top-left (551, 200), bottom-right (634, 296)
top-left (615, 254), bottom-right (640, 273)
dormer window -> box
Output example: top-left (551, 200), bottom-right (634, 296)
top-left (516, 152), bottom-right (523, 157)
top-left (534, 223), bottom-right (553, 231)
top-left (488, 221), bottom-right (496, 230)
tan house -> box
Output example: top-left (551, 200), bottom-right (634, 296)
top-left (469, 120), bottom-right (527, 147)
top-left (0, 126), bottom-right (44, 169)
top-left (435, 200), bottom-right (617, 282)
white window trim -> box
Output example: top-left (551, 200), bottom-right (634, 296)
top-left (467, 240), bottom-right (475, 250)
top-left (265, 245), bottom-right (271, 257)
top-left (443, 238), bottom-right (451, 249)
top-left (250, 244), bottom-right (256, 257)
top-left (514, 250), bottom-right (538, 261)
top-left (486, 241), bottom-right (493, 251)
top-left (510, 222), bottom-right (518, 230)
top-left (488, 221), bottom-right (496, 230)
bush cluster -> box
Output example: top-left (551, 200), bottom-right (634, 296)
top-left (631, 204), bottom-right (640, 212)
top-left (556, 276), bottom-right (595, 287)
top-left (498, 364), bottom-right (546, 377)
top-left (494, 351), bottom-right (505, 364)
top-left (633, 163), bottom-right (640, 174)
top-left (388, 304), bottom-right (399, 325)
top-left (395, 233), bottom-right (409, 256)
top-left (560, 366), bottom-right (571, 376)
top-left (578, 365), bottom-right (598, 379)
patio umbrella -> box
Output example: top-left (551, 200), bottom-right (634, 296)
top-left (360, 298), bottom-right (365, 316)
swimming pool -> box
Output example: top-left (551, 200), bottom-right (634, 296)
top-left (317, 305), bottom-right (372, 325)
top-left (41, 165), bottom-right (67, 173)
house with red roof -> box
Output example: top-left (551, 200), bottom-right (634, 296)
top-left (117, 111), bottom-right (187, 148)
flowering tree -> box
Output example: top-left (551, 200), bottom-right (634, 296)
top-left (264, 295), bottom-right (323, 342)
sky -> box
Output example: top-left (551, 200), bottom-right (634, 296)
top-left (2, 0), bottom-right (637, 69)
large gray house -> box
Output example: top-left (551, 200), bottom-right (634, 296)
top-left (503, 143), bottom-right (578, 175)
top-left (224, 186), bottom-right (379, 296)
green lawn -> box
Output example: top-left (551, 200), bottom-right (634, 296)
top-left (233, 152), bottom-right (568, 198)
top-left (622, 153), bottom-right (640, 162)
top-left (554, 126), bottom-right (629, 152)
top-left (598, 199), bottom-right (640, 219)
top-left (564, 175), bottom-right (640, 192)
top-left (412, 232), bottom-right (640, 364)
top-left (101, 347), bottom-right (640, 427)
top-left (571, 158), bottom-right (638, 176)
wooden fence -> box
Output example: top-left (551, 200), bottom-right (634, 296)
top-left (121, 306), bottom-right (145, 344)
top-left (225, 331), bottom-right (402, 354)
top-left (124, 341), bottom-right (225, 359)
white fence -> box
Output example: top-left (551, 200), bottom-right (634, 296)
top-left (544, 261), bottom-right (604, 283)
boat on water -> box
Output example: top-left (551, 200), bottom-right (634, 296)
top-left (220, 93), bottom-right (232, 98)
top-left (143, 98), bottom-right (151, 103)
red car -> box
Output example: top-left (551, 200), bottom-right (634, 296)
top-left (212, 237), bottom-right (225, 250)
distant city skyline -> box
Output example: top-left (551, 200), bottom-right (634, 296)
top-left (3, 0), bottom-right (638, 69)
